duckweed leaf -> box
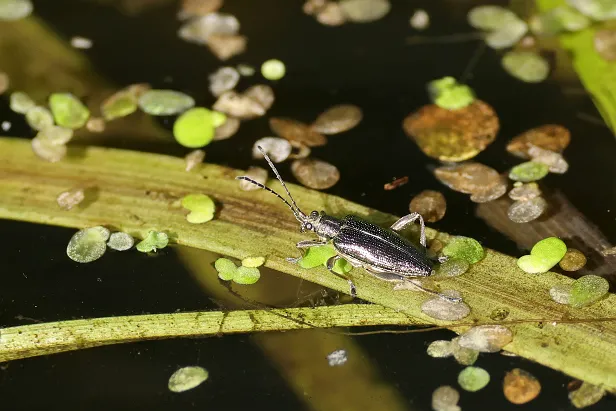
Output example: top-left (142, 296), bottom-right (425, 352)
top-left (517, 237), bottom-right (567, 274)
top-left (569, 275), bottom-right (609, 308)
top-left (298, 245), bottom-right (337, 269)
top-left (509, 162), bottom-right (549, 182)
top-left (241, 256), bottom-right (265, 268)
top-left (66, 226), bottom-right (109, 263)
top-left (502, 51), bottom-right (550, 83)
top-left (9, 91), bottom-right (35, 114)
top-left (25, 106), bottom-right (54, 131)
top-left (138, 90), bottom-right (195, 116)
top-left (215, 257), bottom-right (237, 281)
top-left (49, 93), bottom-right (90, 129)
top-left (168, 366), bottom-right (209, 393)
top-left (173, 108), bottom-right (216, 148)
top-left (107, 232), bottom-right (134, 251)
top-left (458, 366), bottom-right (490, 392)
top-left (0, 0), bottom-right (32, 21)
top-left (261, 59), bottom-right (286, 80)
top-left (442, 236), bottom-right (484, 264)
top-left (181, 194), bottom-right (215, 224)
top-left (234, 266), bottom-right (261, 284)
top-left (136, 231), bottom-right (169, 253)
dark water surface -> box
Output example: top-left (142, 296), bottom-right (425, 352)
top-left (1, 0), bottom-right (615, 410)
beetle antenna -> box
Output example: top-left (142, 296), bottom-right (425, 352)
top-left (255, 145), bottom-right (306, 217)
top-left (236, 176), bottom-right (306, 222)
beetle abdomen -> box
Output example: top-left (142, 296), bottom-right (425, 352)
top-left (332, 215), bottom-right (432, 276)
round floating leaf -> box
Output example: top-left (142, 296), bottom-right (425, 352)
top-left (458, 325), bottom-right (513, 353)
top-left (107, 232), bottom-right (134, 251)
top-left (291, 158), bottom-right (340, 190)
top-left (66, 226), bottom-right (109, 263)
top-left (234, 266), bottom-right (261, 284)
top-left (25, 106), bottom-right (54, 131)
top-left (298, 245), bottom-right (337, 269)
top-left (37, 125), bottom-right (73, 145)
top-left (238, 166), bottom-right (268, 191)
top-left (569, 275), bottom-right (609, 308)
top-left (559, 248), bottom-right (587, 271)
top-left (442, 236), bottom-right (484, 264)
top-left (427, 340), bottom-right (453, 358)
top-left (432, 386), bottom-right (460, 411)
top-left (270, 117), bottom-right (327, 147)
top-left (0, 0), bottom-right (33, 21)
top-left (253, 137), bottom-right (292, 163)
top-left (507, 197), bottom-right (548, 223)
top-left (509, 161), bottom-right (549, 182)
top-left (568, 0), bottom-right (616, 21)
top-left (409, 190), bottom-right (447, 223)
top-left (101, 91), bottom-right (137, 121)
top-left (435, 258), bottom-right (470, 277)
top-left (311, 104), bottom-right (363, 135)
top-left (215, 257), bottom-right (237, 281)
top-left (517, 237), bottom-right (566, 274)
top-left (241, 256), bottom-right (265, 268)
top-left (173, 108), bottom-right (216, 148)
top-left (503, 368), bottom-right (541, 404)
top-left (49, 93), bottom-right (90, 129)
top-left (136, 231), bottom-right (169, 253)
top-left (502, 51), bottom-right (550, 83)
top-left (339, 0), bottom-right (390, 23)
top-left (9, 91), bottom-right (35, 114)
top-left (467, 5), bottom-right (520, 30)
top-left (507, 124), bottom-right (570, 159)
top-left (421, 291), bottom-right (470, 321)
top-left (31, 137), bottom-right (67, 162)
top-left (458, 366), bottom-right (490, 392)
top-left (209, 66), bottom-right (240, 97)
top-left (434, 162), bottom-right (501, 194)
top-left (485, 21), bottom-right (528, 49)
top-left (138, 89), bottom-right (195, 116)
top-left (181, 193), bottom-right (215, 224)
top-left (261, 59), bottom-right (286, 80)
top-left (168, 366), bottom-right (209, 393)
top-left (451, 337), bottom-right (479, 366)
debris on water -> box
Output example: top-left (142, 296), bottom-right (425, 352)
top-left (316, 2), bottom-right (346, 26)
top-left (31, 137), bottom-right (67, 163)
top-left (507, 197), bottom-right (548, 223)
top-left (451, 337), bottom-right (479, 366)
top-left (429, 239), bottom-right (444, 255)
top-left (107, 232), bottom-right (134, 251)
top-left (138, 89), bottom-right (195, 116)
top-left (234, 266), bottom-right (261, 284)
top-left (410, 9), bottom-right (429, 30)
top-left (253, 137), bottom-right (292, 163)
top-left (37, 125), bottom-right (73, 145)
top-left (10, 91), bottom-right (35, 114)
top-left (25, 106), bottom-right (54, 131)
top-left (70, 36), bottom-right (93, 49)
top-left (289, 141), bottom-right (311, 159)
top-left (237, 63), bottom-right (255, 76)
top-left (1, 121), bottom-right (10, 131)
top-left (136, 231), bottom-right (169, 253)
top-left (384, 176), bottom-right (409, 191)
top-left (181, 194), bottom-right (216, 224)
top-left (427, 340), bottom-right (454, 358)
top-left (49, 93), bottom-right (90, 129)
top-left (467, 5), bottom-right (528, 49)
top-left (185, 149), bottom-right (205, 171)
top-left (594, 29), bottom-right (616, 61)
top-left (458, 325), bottom-right (513, 353)
top-left (173, 107), bottom-right (217, 148)
top-left (427, 76), bottom-right (476, 110)
top-left (213, 116), bottom-right (240, 140)
top-left (601, 246), bottom-right (616, 256)
top-left (568, 381), bottom-right (606, 409)
top-left (509, 161), bottom-right (549, 182)
top-left (502, 51), bottom-right (550, 83)
top-left (213, 90), bottom-right (266, 119)
top-left (0, 0), bottom-right (33, 21)
top-left (435, 258), bottom-right (470, 277)
top-left (244, 84), bottom-right (275, 111)
top-left (215, 257), bottom-right (237, 281)
top-left (528, 145), bottom-right (569, 174)
top-left (434, 163), bottom-right (501, 194)
top-left (421, 291), bottom-right (470, 321)
top-left (529, 6), bottom-right (590, 36)
top-left (569, 0), bottom-right (616, 21)
top-left (507, 124), bottom-right (570, 158)
top-left (503, 368), bottom-right (541, 404)
top-left (442, 236), bottom-right (484, 264)
top-left (432, 385), bottom-right (461, 411)
top-left (209, 66), bottom-right (240, 97)
top-left (339, 0), bottom-right (391, 23)
top-left (549, 284), bottom-right (571, 304)
top-left (409, 190), bottom-right (446, 223)
top-left (206, 34), bottom-right (247, 60)
top-left (303, 0), bottom-right (327, 15)
top-left (239, 166), bottom-right (268, 191)
top-left (470, 179), bottom-right (508, 203)
top-left (178, 12), bottom-right (239, 45)
top-left (179, 0), bottom-right (223, 19)
top-left (508, 182), bottom-right (541, 201)
top-left (270, 117), bottom-right (327, 147)
top-left (261, 59), bottom-right (286, 81)
top-left (311, 104), bottom-right (363, 135)
top-left (101, 89), bottom-right (138, 121)
top-left (241, 256), bottom-right (265, 268)
top-left (403, 101), bottom-right (499, 162)
top-left (559, 248), bottom-right (587, 271)
top-left (86, 117), bottom-right (105, 133)
top-left (569, 275), bottom-right (609, 308)
top-left (490, 308), bottom-right (510, 321)
top-left (458, 366), bottom-right (490, 392)
top-left (517, 237), bottom-right (567, 274)
top-left (168, 366), bottom-right (209, 393)
top-left (66, 226), bottom-right (110, 263)
top-left (291, 158), bottom-right (340, 189)
top-left (327, 349), bottom-right (348, 366)
top-left (57, 187), bottom-right (85, 210)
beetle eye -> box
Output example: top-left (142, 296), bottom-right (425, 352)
top-left (310, 211), bottom-right (319, 218)
top-left (305, 223), bottom-right (313, 231)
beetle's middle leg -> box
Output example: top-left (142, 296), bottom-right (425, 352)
top-left (326, 255), bottom-right (357, 298)
top-left (390, 212), bottom-right (427, 247)
top-left (286, 239), bottom-right (329, 263)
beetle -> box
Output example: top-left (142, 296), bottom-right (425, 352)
top-left (236, 146), bottom-right (460, 302)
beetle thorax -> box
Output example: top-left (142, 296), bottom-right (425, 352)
top-left (313, 214), bottom-right (342, 239)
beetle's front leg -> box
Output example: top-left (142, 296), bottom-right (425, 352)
top-left (285, 239), bottom-right (329, 263)
top-left (390, 212), bottom-right (427, 247)
top-left (326, 255), bottom-right (357, 298)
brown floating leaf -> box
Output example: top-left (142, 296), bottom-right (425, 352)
top-left (291, 158), bottom-right (340, 189)
top-left (470, 178), bottom-right (508, 203)
top-left (288, 141), bottom-right (311, 159)
top-left (213, 117), bottom-right (240, 140)
top-left (244, 85), bottom-right (275, 111)
top-left (316, 3), bottom-right (347, 26)
top-left (213, 91), bottom-right (265, 119)
top-left (180, 0), bottom-right (223, 18)
top-left (206, 34), bottom-right (247, 61)
top-left (434, 163), bottom-right (501, 195)
top-left (303, 0), bottom-right (327, 15)
top-left (409, 190), bottom-right (446, 222)
top-left (270, 117), bottom-right (327, 147)
top-left (594, 29), bottom-right (616, 62)
top-left (559, 248), bottom-right (587, 272)
top-left (384, 176), bottom-right (409, 191)
top-left (508, 182), bottom-right (541, 201)
top-left (402, 100), bottom-right (499, 162)
top-left (507, 125), bottom-right (570, 159)
top-left (503, 368), bottom-right (541, 404)
top-left (312, 104), bottom-right (363, 134)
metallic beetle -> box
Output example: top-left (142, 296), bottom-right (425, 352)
top-left (237, 146), bottom-right (460, 302)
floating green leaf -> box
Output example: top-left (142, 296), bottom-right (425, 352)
top-left (234, 266), bottom-right (261, 284)
top-left (9, 91), bottom-right (35, 114)
top-left (442, 236), bottom-right (484, 264)
top-left (458, 366), bottom-right (490, 392)
top-left (436, 258), bottom-right (470, 277)
top-left (49, 93), bottom-right (90, 129)
top-left (428, 77), bottom-right (475, 110)
top-left (101, 91), bottom-right (137, 121)
top-left (241, 256), bottom-right (265, 268)
top-left (215, 257), bottom-right (237, 281)
top-left (168, 366), bottom-right (209, 393)
top-left (107, 232), bottom-right (134, 251)
top-left (136, 230), bottom-right (169, 253)
top-left (467, 5), bottom-right (519, 30)
top-left (569, 275), bottom-right (609, 308)
top-left (138, 90), bottom-right (195, 116)
top-left (0, 0), bottom-right (33, 21)
top-left (509, 161), bottom-right (549, 182)
top-left (261, 59), bottom-right (286, 81)
top-left (297, 244), bottom-right (351, 274)
top-left (181, 193), bottom-right (215, 224)
top-left (25, 106), bottom-right (54, 131)
top-left (568, 0), bottom-right (616, 21)
top-left (173, 108), bottom-right (216, 148)
top-left (66, 226), bottom-right (110, 263)
top-left (502, 51), bottom-right (550, 83)
top-left (517, 237), bottom-right (567, 274)
top-left (37, 125), bottom-right (73, 145)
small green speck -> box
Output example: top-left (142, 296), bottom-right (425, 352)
top-left (442, 237), bottom-right (484, 264)
top-left (136, 231), bottom-right (169, 253)
top-left (261, 59), bottom-right (286, 80)
top-left (458, 366), bottom-right (490, 392)
top-left (509, 161), bottom-right (550, 182)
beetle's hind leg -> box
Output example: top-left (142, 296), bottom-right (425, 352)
top-left (390, 212), bottom-right (427, 247)
top-left (286, 239), bottom-right (329, 263)
top-left (326, 255), bottom-right (357, 298)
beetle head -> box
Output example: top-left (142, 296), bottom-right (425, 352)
top-left (300, 210), bottom-right (322, 233)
